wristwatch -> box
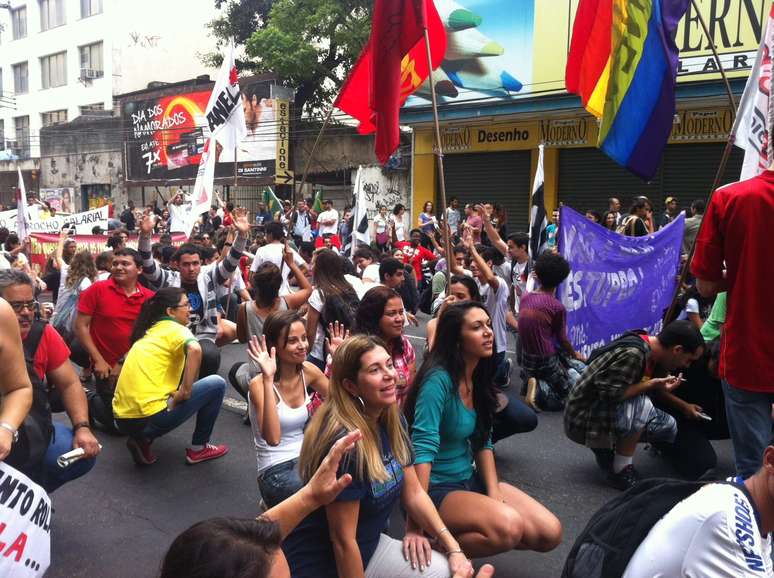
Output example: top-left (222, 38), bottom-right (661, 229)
top-left (0, 422), bottom-right (19, 443)
top-left (72, 421), bottom-right (90, 432)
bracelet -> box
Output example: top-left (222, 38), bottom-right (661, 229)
top-left (0, 422), bottom-right (18, 443)
top-left (72, 421), bottom-right (90, 432)
top-left (445, 549), bottom-right (464, 558)
top-left (224, 242), bottom-right (233, 247)
top-left (437, 527), bottom-right (450, 538)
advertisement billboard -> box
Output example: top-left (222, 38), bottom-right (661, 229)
top-left (123, 81), bottom-right (279, 182)
top-left (404, 0), bottom-right (766, 108)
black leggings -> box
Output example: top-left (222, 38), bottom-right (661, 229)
top-left (70, 340), bottom-right (119, 433)
top-left (198, 338), bottom-right (221, 379)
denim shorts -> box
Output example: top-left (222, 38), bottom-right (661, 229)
top-left (257, 458), bottom-right (304, 509)
top-left (427, 471), bottom-right (486, 510)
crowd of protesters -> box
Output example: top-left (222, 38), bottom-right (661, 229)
top-left (0, 176), bottom-right (764, 578)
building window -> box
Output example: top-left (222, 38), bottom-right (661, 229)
top-left (14, 116), bottom-right (29, 157)
top-left (79, 102), bottom-right (104, 115)
top-left (12, 62), bottom-right (29, 94)
top-left (39, 0), bottom-right (65, 31)
top-left (79, 42), bottom-right (103, 78)
top-left (41, 52), bottom-right (67, 89)
top-left (41, 109), bottom-right (67, 127)
top-left (11, 6), bottom-right (27, 40)
top-left (80, 0), bottom-right (102, 18)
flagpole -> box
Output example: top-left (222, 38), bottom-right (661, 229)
top-left (422, 28), bottom-right (452, 289)
top-left (295, 106), bottom-right (335, 204)
top-left (663, 1), bottom-right (741, 323)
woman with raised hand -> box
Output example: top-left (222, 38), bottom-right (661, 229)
top-left (283, 335), bottom-right (472, 578)
top-left (247, 310), bottom-right (328, 508)
top-left (355, 286), bottom-right (416, 408)
top-left (113, 287), bottom-right (229, 466)
top-left (405, 302), bottom-right (562, 558)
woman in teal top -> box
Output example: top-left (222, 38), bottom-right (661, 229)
top-left (405, 301), bottom-right (562, 558)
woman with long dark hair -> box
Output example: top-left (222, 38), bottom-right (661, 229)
top-left (405, 302), bottom-right (562, 558)
top-left (426, 275), bottom-right (481, 351)
top-left (306, 249), bottom-right (361, 368)
top-left (247, 310), bottom-right (328, 507)
top-left (113, 287), bottom-right (229, 466)
top-left (356, 286), bottom-right (416, 407)
top-left (283, 335), bottom-right (471, 578)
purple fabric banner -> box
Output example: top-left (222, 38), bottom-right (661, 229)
top-left (557, 206), bottom-right (684, 357)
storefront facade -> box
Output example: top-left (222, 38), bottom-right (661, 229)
top-left (404, 0), bottom-right (761, 233)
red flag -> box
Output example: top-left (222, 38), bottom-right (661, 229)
top-left (335, 0), bottom-right (447, 164)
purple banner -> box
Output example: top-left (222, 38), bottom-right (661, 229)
top-left (557, 206), bottom-right (684, 357)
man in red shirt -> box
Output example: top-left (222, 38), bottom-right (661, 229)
top-left (395, 229), bottom-right (437, 283)
top-left (0, 269), bottom-right (101, 491)
top-left (73, 248), bottom-right (154, 432)
top-left (692, 170), bottom-right (774, 479)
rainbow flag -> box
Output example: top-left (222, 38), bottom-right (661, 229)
top-left (566, 0), bottom-right (689, 180)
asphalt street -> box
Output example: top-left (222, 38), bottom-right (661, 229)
top-left (46, 317), bottom-right (735, 578)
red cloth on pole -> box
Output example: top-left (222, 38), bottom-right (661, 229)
top-left (335, 0), bottom-right (446, 164)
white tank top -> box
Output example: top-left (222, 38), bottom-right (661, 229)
top-left (249, 369), bottom-right (311, 475)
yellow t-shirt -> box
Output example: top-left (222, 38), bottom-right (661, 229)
top-left (113, 318), bottom-right (197, 419)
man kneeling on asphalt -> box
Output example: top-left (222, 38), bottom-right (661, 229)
top-left (0, 270), bottom-right (101, 491)
top-left (137, 208), bottom-right (251, 378)
top-left (564, 320), bottom-right (704, 490)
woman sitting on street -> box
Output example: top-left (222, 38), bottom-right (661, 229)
top-left (113, 287), bottom-right (229, 466)
top-left (247, 310), bottom-right (328, 508)
top-left (355, 286), bottom-right (416, 408)
top-left (405, 301), bottom-right (562, 557)
top-left (282, 335), bottom-right (472, 578)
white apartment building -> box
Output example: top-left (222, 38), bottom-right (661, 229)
top-left (0, 0), bottom-right (217, 170)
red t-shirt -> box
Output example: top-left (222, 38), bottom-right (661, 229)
top-left (26, 324), bottom-right (71, 380)
top-left (77, 278), bottom-right (155, 366)
top-left (395, 241), bottom-right (435, 279)
top-left (691, 171), bottom-right (774, 390)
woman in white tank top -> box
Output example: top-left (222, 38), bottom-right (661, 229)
top-left (247, 310), bottom-right (328, 507)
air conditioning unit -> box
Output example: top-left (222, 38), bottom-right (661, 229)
top-left (79, 68), bottom-right (101, 80)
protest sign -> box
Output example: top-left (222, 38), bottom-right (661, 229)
top-left (0, 206), bottom-right (109, 235)
top-left (28, 232), bottom-right (186, 270)
top-left (558, 206), bottom-right (684, 357)
top-left (0, 461), bottom-right (51, 577)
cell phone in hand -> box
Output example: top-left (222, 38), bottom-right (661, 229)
top-left (696, 411), bottom-right (712, 421)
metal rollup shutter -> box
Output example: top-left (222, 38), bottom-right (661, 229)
top-left (557, 147), bottom-right (662, 216)
top-left (661, 143), bottom-right (744, 207)
top-left (440, 151), bottom-right (532, 234)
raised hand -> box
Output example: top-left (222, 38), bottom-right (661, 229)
top-left (139, 213), bottom-right (156, 235)
top-left (324, 321), bottom-right (350, 357)
top-left (247, 335), bottom-right (277, 378)
top-left (233, 207), bottom-right (251, 236)
top-left (305, 429), bottom-right (362, 507)
top-left (282, 240), bottom-right (295, 265)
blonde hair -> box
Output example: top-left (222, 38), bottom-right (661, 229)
top-left (65, 250), bottom-right (97, 289)
top-left (299, 335), bottom-right (412, 484)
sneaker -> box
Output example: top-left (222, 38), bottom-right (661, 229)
top-left (608, 464), bottom-right (639, 491)
top-left (185, 443), bottom-right (230, 465)
top-left (591, 448), bottom-right (614, 472)
top-left (126, 437), bottom-right (157, 466)
top-left (525, 377), bottom-right (540, 411)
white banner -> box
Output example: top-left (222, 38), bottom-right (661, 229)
top-left (186, 138), bottom-right (217, 236)
top-left (205, 40), bottom-right (247, 151)
top-left (0, 462), bottom-right (51, 577)
top-left (0, 206), bottom-right (110, 235)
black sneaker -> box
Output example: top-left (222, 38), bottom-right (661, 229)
top-left (608, 464), bottom-right (639, 491)
top-left (591, 448), bottom-right (614, 472)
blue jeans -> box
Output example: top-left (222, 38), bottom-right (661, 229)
top-left (492, 389), bottom-right (538, 443)
top-left (116, 375), bottom-right (226, 446)
top-left (39, 422), bottom-right (97, 493)
top-left (722, 380), bottom-right (774, 479)
top-left (257, 458), bottom-right (304, 508)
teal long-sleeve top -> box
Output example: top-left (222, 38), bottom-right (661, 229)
top-left (411, 368), bottom-right (493, 486)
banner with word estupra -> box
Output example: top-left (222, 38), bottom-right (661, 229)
top-left (557, 206), bottom-right (685, 357)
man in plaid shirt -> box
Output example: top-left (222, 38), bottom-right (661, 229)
top-left (564, 321), bottom-right (704, 490)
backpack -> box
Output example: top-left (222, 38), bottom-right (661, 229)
top-left (418, 283), bottom-right (433, 315)
top-left (50, 282), bottom-right (83, 341)
top-left (562, 478), bottom-right (742, 578)
top-left (586, 330), bottom-right (649, 366)
top-left (5, 321), bottom-right (54, 480)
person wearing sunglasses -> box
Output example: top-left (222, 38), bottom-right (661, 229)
top-left (112, 287), bottom-right (229, 466)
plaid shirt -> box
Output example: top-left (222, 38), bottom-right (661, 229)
top-left (393, 335), bottom-right (416, 408)
top-left (563, 344), bottom-right (649, 449)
